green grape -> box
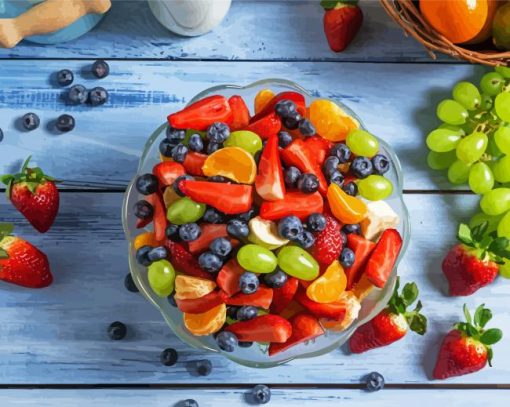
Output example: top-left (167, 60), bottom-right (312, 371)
top-left (479, 93), bottom-right (494, 111)
top-left (357, 175), bottom-right (393, 201)
top-left (277, 246), bottom-right (319, 281)
top-left (436, 99), bottom-right (468, 125)
top-left (453, 81), bottom-right (481, 110)
top-left (497, 210), bottom-right (510, 239)
top-left (426, 128), bottom-right (462, 152)
top-left (495, 92), bottom-right (510, 122)
top-left (148, 260), bottom-right (176, 297)
top-left (488, 136), bottom-right (504, 159)
top-left (438, 123), bottom-right (465, 136)
top-left (495, 65), bottom-right (510, 79)
top-left (469, 212), bottom-right (502, 234)
top-left (346, 129), bottom-right (379, 158)
top-left (495, 127), bottom-right (510, 154)
top-left (447, 160), bottom-right (471, 184)
top-left (427, 150), bottom-right (457, 170)
top-left (237, 244), bottom-right (277, 274)
top-left (468, 162), bottom-right (494, 194)
top-left (166, 197), bottom-right (206, 225)
top-left (480, 188), bottom-right (510, 215)
top-left (499, 259), bottom-right (510, 279)
top-left (480, 72), bottom-right (505, 96)
top-left (224, 130), bottom-right (263, 156)
top-left (493, 156), bottom-right (510, 183)
top-left (455, 132), bottom-right (488, 164)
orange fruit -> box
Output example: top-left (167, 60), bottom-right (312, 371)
top-left (160, 154), bottom-right (172, 162)
top-left (254, 89), bottom-right (275, 114)
top-left (309, 99), bottom-right (359, 142)
top-left (183, 303), bottom-right (226, 336)
top-left (327, 183), bottom-right (367, 224)
top-left (352, 274), bottom-right (375, 301)
top-left (320, 291), bottom-right (361, 332)
top-left (174, 275), bottom-right (217, 300)
top-left (306, 260), bottom-right (347, 303)
top-left (202, 146), bottom-right (257, 184)
top-left (134, 232), bottom-right (160, 250)
top-left (163, 186), bottom-right (181, 207)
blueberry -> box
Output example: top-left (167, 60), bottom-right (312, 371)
top-left (136, 173), bottom-right (159, 195)
top-left (55, 114), bottom-right (75, 132)
top-left (343, 182), bottom-right (358, 196)
top-left (182, 399), bottom-right (199, 407)
top-left (263, 269), bottom-right (288, 288)
top-left (323, 156), bottom-right (340, 179)
top-left (238, 341), bottom-right (253, 348)
top-left (239, 272), bottom-right (259, 294)
top-left (342, 224), bottom-right (361, 235)
top-left (179, 223), bottom-right (201, 242)
top-left (203, 208), bottom-right (225, 224)
top-left (351, 157), bottom-right (373, 179)
top-left (297, 173), bottom-right (319, 194)
top-left (171, 143), bottom-right (188, 163)
top-left (206, 141), bottom-right (222, 155)
top-left (209, 175), bottom-right (229, 183)
top-left (198, 252), bottom-right (223, 273)
top-left (165, 224), bottom-right (181, 242)
top-left (278, 130), bottom-right (293, 148)
top-left (168, 293), bottom-right (177, 307)
top-left (366, 371), bottom-right (385, 392)
top-left (236, 207), bottom-right (258, 223)
top-left (227, 219), bottom-right (249, 240)
top-left (108, 321), bottom-right (127, 340)
top-left (148, 246), bottom-right (168, 262)
top-left (21, 113), bottom-right (40, 131)
top-left (275, 99), bottom-right (297, 119)
top-left (216, 331), bottom-right (238, 352)
top-left (330, 143), bottom-right (351, 163)
top-left (88, 86), bottom-right (108, 106)
top-left (307, 213), bottom-right (327, 233)
top-left (56, 69), bottom-right (74, 86)
top-left (160, 347), bottom-right (178, 366)
top-left (251, 384), bottom-right (271, 405)
top-left (284, 166), bottom-right (302, 188)
top-left (136, 245), bottom-right (152, 266)
top-left (372, 154), bottom-right (390, 175)
top-left (166, 126), bottom-right (186, 145)
top-left (91, 59), bottom-right (110, 79)
top-left (296, 230), bottom-right (315, 249)
top-left (283, 112), bottom-right (302, 130)
top-left (329, 170), bottom-right (345, 187)
top-left (236, 305), bottom-right (259, 321)
top-left (207, 122), bottom-right (230, 143)
top-left (340, 231), bottom-right (347, 247)
top-left (173, 175), bottom-right (193, 197)
top-left (298, 118), bottom-right (316, 137)
top-left (68, 84), bottom-right (88, 104)
top-left (124, 273), bottom-right (139, 293)
top-left (227, 305), bottom-right (239, 319)
top-left (209, 237), bottom-right (232, 258)
top-left (339, 247), bottom-right (355, 268)
top-left (188, 133), bottom-right (204, 152)
top-left (278, 216), bottom-right (303, 240)
top-left (195, 359), bottom-right (212, 376)
top-left (159, 139), bottom-right (175, 157)
top-left (133, 199), bottom-right (153, 219)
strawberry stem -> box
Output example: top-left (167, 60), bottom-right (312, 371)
top-left (387, 277), bottom-right (427, 335)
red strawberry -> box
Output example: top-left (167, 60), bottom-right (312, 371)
top-left (295, 286), bottom-right (347, 320)
top-left (1, 156), bottom-right (59, 233)
top-left (225, 314), bottom-right (292, 343)
top-left (270, 277), bottom-right (299, 314)
top-left (433, 304), bottom-right (502, 379)
top-left (164, 240), bottom-right (214, 281)
top-left (345, 234), bottom-right (376, 289)
top-left (349, 277), bottom-right (426, 353)
top-left (224, 286), bottom-right (273, 309)
top-left (322, 0), bottom-right (363, 53)
top-left (0, 223), bottom-right (53, 288)
top-left (182, 152), bottom-right (207, 176)
top-left (304, 136), bottom-right (333, 166)
top-left (175, 290), bottom-right (224, 314)
top-left (365, 229), bottom-right (402, 288)
top-left (216, 259), bottom-right (244, 297)
top-left (442, 222), bottom-right (509, 296)
top-left (310, 214), bottom-right (343, 267)
top-left (188, 224), bottom-right (238, 254)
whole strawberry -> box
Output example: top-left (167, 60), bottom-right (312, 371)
top-left (310, 214), bottom-right (342, 267)
top-left (321, 0), bottom-right (363, 52)
top-left (349, 277), bottom-right (426, 353)
top-left (0, 223), bottom-right (53, 288)
top-left (433, 304), bottom-right (502, 380)
top-left (442, 222), bottom-right (510, 296)
top-left (1, 156), bottom-right (59, 233)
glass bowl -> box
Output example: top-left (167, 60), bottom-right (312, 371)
top-left (122, 79), bottom-right (411, 368)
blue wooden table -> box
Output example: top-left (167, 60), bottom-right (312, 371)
top-left (0, 1), bottom-right (509, 405)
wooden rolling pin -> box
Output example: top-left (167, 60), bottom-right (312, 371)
top-left (0, 0), bottom-right (111, 48)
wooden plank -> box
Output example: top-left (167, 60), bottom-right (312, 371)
top-left (0, 0), bottom-right (443, 63)
top-left (0, 192), bottom-right (508, 385)
top-left (0, 60), bottom-right (487, 191)
top-left (0, 388), bottom-right (508, 406)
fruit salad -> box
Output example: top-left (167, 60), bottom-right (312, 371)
top-left (128, 86), bottom-right (404, 358)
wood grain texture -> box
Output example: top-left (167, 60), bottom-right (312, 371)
top-left (0, 192), bottom-right (508, 385)
top-left (0, 0), bottom-right (444, 62)
top-left (0, 60), bottom-right (489, 191)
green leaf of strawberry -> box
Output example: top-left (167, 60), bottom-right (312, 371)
top-left (456, 222), bottom-right (510, 263)
top-left (387, 277), bottom-right (427, 336)
top-left (321, 0), bottom-right (358, 10)
top-left (481, 328), bottom-right (503, 346)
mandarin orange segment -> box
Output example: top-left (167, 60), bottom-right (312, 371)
top-left (306, 260), bottom-right (347, 303)
top-left (174, 275), bottom-right (217, 300)
top-left (160, 154), bottom-right (173, 162)
top-left (254, 89), bottom-right (275, 114)
top-left (309, 99), bottom-right (359, 142)
top-left (352, 274), bottom-right (375, 301)
top-left (202, 146), bottom-right (257, 184)
top-left (134, 232), bottom-right (160, 250)
top-left (183, 303), bottom-right (226, 336)
top-left (327, 183), bottom-right (368, 224)
top-left (320, 291), bottom-right (361, 332)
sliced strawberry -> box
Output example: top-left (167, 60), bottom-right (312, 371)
top-left (304, 136), bottom-right (333, 166)
top-left (152, 161), bottom-right (186, 188)
top-left (270, 277), bottom-right (299, 314)
top-left (175, 290), bottom-right (224, 314)
top-left (269, 313), bottom-right (325, 356)
top-left (295, 286), bottom-right (347, 320)
top-left (310, 214), bottom-right (343, 267)
top-left (147, 193), bottom-right (167, 241)
top-left (228, 95), bottom-right (251, 130)
top-left (246, 112), bottom-right (281, 140)
top-left (216, 259), bottom-right (244, 297)
top-left (225, 314), bottom-right (292, 343)
top-left (182, 152), bottom-right (207, 176)
top-left (278, 300), bottom-right (307, 320)
top-left (224, 286), bottom-right (273, 309)
top-left (136, 217), bottom-right (152, 229)
top-left (255, 133), bottom-right (286, 201)
top-left (167, 95), bottom-right (231, 131)
top-left (345, 234), bottom-right (376, 289)
top-left (259, 191), bottom-right (323, 221)
top-left (164, 240), bottom-right (214, 281)
top-left (250, 91), bottom-right (306, 123)
top-left (188, 224), bottom-right (239, 254)
top-left (365, 229), bottom-right (403, 288)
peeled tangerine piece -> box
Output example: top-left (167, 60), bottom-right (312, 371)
top-left (183, 303), bottom-right (226, 336)
top-left (174, 275), bottom-right (217, 300)
top-left (320, 292), bottom-right (361, 332)
top-left (202, 146), bottom-right (257, 184)
top-left (254, 89), bottom-right (275, 114)
top-left (306, 260), bottom-right (347, 304)
top-left (327, 183), bottom-right (368, 224)
top-left (360, 201), bottom-right (400, 241)
top-left (308, 99), bottom-right (359, 142)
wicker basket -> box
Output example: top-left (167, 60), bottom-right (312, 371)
top-left (380, 0), bottom-right (510, 66)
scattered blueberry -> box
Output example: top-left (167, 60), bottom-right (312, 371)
top-left (339, 247), bottom-right (355, 268)
top-left (330, 143), bottom-right (351, 163)
top-left (21, 112), bottom-right (40, 131)
top-left (239, 272), bottom-right (259, 294)
top-left (166, 126), bottom-right (186, 145)
top-left (275, 99), bottom-right (297, 119)
top-left (251, 384), bottom-right (271, 405)
top-left (323, 156), bottom-right (340, 179)
top-left (160, 347), bottom-right (178, 366)
top-left (297, 173), bottom-right (319, 194)
top-left (159, 139), bottom-right (175, 157)
top-left (88, 86), bottom-right (108, 106)
top-left (182, 399), bottom-right (199, 407)
top-left (124, 273), bottom-right (139, 293)
top-left (366, 371), bottom-right (385, 392)
top-left (307, 213), bottom-right (327, 232)
top-left (236, 305), bottom-right (259, 321)
top-left (55, 114), bottom-right (75, 132)
top-left (216, 331), bottom-right (238, 352)
top-left (278, 216), bottom-right (303, 240)
top-left (136, 245), bottom-right (153, 267)
top-left (278, 130), bottom-right (293, 148)
top-left (209, 175), bottom-right (229, 183)
top-left (263, 269), bottom-right (288, 288)
top-left (340, 231), bottom-right (347, 247)
top-left (133, 199), bottom-right (153, 219)
top-left (195, 359), bottom-right (212, 376)
top-left (284, 166), bottom-right (302, 188)
top-left (173, 175), bottom-right (193, 197)
top-left (147, 246), bottom-right (168, 262)
top-left (203, 208), bottom-right (225, 224)
top-left (298, 118), bottom-right (316, 137)
top-left (198, 252), bottom-right (223, 273)
top-left (68, 84), bottom-right (88, 104)
top-left (188, 133), bottom-right (204, 152)
top-left (165, 224), bottom-right (181, 242)
top-left (168, 293), bottom-right (178, 307)
top-left (343, 182), bottom-right (358, 196)
top-left (283, 112), bottom-right (302, 130)
top-left (171, 143), bottom-right (188, 163)
top-left (209, 237), bottom-right (232, 258)
top-left (329, 170), bottom-right (345, 187)
top-left (351, 156), bottom-right (373, 179)
top-left (179, 223), bottom-right (201, 242)
top-left (296, 230), bottom-right (316, 249)
top-left (342, 224), bottom-right (361, 235)
top-left (227, 219), bottom-right (249, 240)
top-left (238, 341), bottom-right (253, 348)
top-left (207, 122), bottom-right (230, 143)
top-left (206, 141), bottom-right (222, 155)
top-left (108, 321), bottom-right (127, 340)
top-left (135, 173), bottom-right (159, 195)
top-left (57, 69), bottom-right (74, 86)
top-left (372, 154), bottom-right (390, 175)
top-left (91, 59), bottom-right (110, 79)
